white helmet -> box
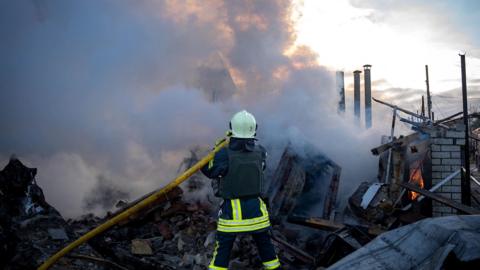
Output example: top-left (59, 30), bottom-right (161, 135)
top-left (230, 110), bottom-right (257, 138)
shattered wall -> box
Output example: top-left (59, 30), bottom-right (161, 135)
top-left (429, 123), bottom-right (465, 216)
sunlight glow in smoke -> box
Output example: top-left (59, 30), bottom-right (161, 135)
top-left (292, 0), bottom-right (480, 97)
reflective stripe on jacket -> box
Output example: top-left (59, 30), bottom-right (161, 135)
top-left (217, 197), bottom-right (271, 233)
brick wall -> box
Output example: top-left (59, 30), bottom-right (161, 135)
top-left (429, 124), bottom-right (465, 216)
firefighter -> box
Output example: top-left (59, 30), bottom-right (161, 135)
top-left (201, 110), bottom-right (280, 270)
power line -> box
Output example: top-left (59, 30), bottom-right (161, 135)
top-left (432, 99), bottom-right (446, 119)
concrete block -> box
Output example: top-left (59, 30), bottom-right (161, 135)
top-left (455, 123), bottom-right (466, 131)
top-left (451, 178), bottom-right (461, 186)
top-left (442, 172), bottom-right (455, 178)
top-left (440, 186), bottom-right (454, 193)
top-left (432, 178), bottom-right (443, 185)
top-left (432, 158), bottom-right (441, 165)
top-left (432, 165), bottom-right (451, 172)
top-left (432, 172), bottom-right (443, 178)
top-left (446, 131), bottom-right (465, 138)
top-left (438, 206), bottom-right (454, 213)
top-left (431, 145), bottom-right (442, 151)
top-left (455, 139), bottom-right (465, 145)
top-left (441, 145), bottom-right (460, 152)
top-left (442, 159), bottom-right (461, 165)
top-left (452, 193), bottom-right (461, 200)
top-left (437, 191), bottom-right (452, 198)
top-left (451, 165), bottom-right (461, 171)
top-left (432, 201), bottom-right (443, 207)
top-left (432, 152), bottom-right (450, 158)
top-left (450, 186), bottom-right (461, 193)
top-left (433, 138), bottom-right (453, 145)
top-left (450, 152), bottom-right (461, 158)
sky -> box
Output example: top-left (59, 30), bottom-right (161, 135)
top-left (0, 0), bottom-right (478, 218)
top-left (293, 0), bottom-right (480, 118)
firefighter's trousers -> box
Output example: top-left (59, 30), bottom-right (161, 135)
top-left (209, 230), bottom-right (280, 270)
top-left (208, 198), bottom-right (280, 269)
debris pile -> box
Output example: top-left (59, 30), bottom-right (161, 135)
top-left (0, 157), bottom-right (99, 270)
top-left (3, 125), bottom-right (480, 270)
top-left (0, 155), bottom-right (313, 270)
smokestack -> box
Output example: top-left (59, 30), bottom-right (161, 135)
top-left (336, 71), bottom-right (345, 113)
top-left (363, 65), bottom-right (372, 128)
top-left (353, 70), bottom-right (362, 122)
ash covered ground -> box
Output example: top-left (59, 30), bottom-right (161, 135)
top-left (0, 157), bottom-right (316, 270)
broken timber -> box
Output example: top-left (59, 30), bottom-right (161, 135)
top-left (372, 97), bottom-right (429, 121)
top-left (271, 234), bottom-right (316, 265)
top-left (371, 133), bottom-right (420, 155)
top-left (399, 182), bottom-right (480, 214)
top-left (287, 216), bottom-right (345, 231)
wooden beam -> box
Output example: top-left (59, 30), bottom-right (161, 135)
top-left (271, 234), bottom-right (316, 265)
top-left (399, 182), bottom-right (480, 215)
top-left (371, 133), bottom-right (420, 155)
top-left (372, 97), bottom-right (429, 120)
top-left (288, 216), bottom-right (345, 231)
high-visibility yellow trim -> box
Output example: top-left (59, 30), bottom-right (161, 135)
top-left (230, 199), bottom-right (242, 220)
top-left (209, 241), bottom-right (228, 270)
top-left (38, 136), bottom-right (230, 270)
top-left (218, 215), bottom-right (269, 226)
top-left (218, 197), bottom-right (271, 232)
top-left (259, 198), bottom-right (268, 217)
top-left (208, 159), bottom-right (214, 169)
top-left (209, 266), bottom-right (228, 270)
top-left (236, 199), bottom-right (242, 220)
top-left (263, 257), bottom-right (280, 269)
top-left (217, 220), bottom-right (270, 233)
top-left (218, 218), bottom-right (270, 228)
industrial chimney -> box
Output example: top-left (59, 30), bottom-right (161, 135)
top-left (336, 71), bottom-right (345, 113)
top-left (353, 70), bottom-right (362, 122)
top-left (363, 65), bottom-right (372, 128)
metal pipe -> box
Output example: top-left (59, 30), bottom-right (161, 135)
top-left (364, 65), bottom-right (372, 128)
top-left (336, 71), bottom-right (345, 113)
top-left (425, 65), bottom-right (432, 119)
top-left (421, 95), bottom-right (425, 117)
top-left (384, 108), bottom-right (397, 184)
top-left (353, 70), bottom-right (362, 123)
top-left (460, 53), bottom-right (471, 206)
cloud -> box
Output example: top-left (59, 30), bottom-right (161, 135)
top-left (349, 0), bottom-right (480, 58)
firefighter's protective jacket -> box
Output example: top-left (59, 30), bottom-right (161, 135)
top-left (201, 138), bottom-right (271, 233)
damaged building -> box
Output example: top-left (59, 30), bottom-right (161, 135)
top-left (2, 61), bottom-right (480, 269)
top-left (2, 124), bottom-right (480, 269)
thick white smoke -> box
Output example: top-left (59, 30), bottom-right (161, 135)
top-left (1, 0), bottom-right (385, 217)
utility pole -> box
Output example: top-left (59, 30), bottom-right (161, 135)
top-left (460, 53), bottom-right (471, 206)
top-left (421, 95), bottom-right (425, 118)
top-left (425, 65), bottom-right (432, 120)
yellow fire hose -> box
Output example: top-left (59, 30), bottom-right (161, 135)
top-left (38, 137), bottom-right (230, 270)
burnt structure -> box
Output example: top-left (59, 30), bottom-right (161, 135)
top-left (267, 144), bottom-right (341, 220)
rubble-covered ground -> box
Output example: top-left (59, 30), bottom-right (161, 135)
top-left (0, 158), bottom-right (313, 270)
top-left (3, 153), bottom-right (480, 270)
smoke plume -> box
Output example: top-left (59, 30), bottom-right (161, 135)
top-left (0, 0), bottom-right (383, 217)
